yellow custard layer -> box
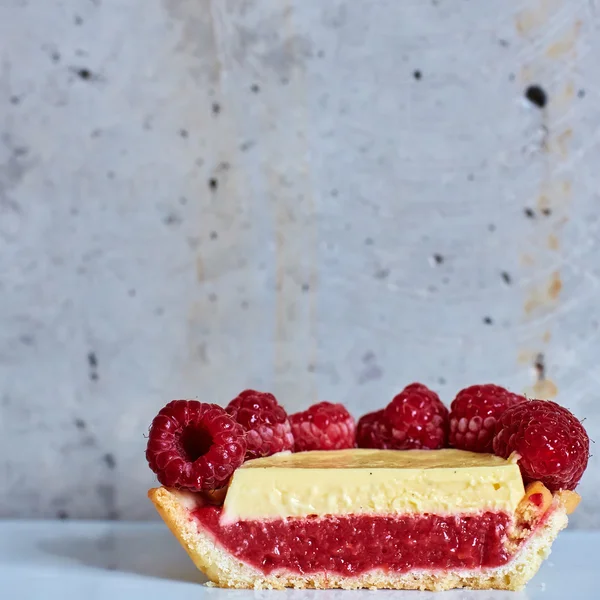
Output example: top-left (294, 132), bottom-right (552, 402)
top-left (222, 448), bottom-right (524, 522)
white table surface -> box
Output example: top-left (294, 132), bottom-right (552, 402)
top-left (1, 521), bottom-right (596, 599)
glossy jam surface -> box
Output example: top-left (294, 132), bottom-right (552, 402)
top-left (193, 506), bottom-right (512, 576)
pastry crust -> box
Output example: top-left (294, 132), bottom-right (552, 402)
top-left (148, 486), bottom-right (567, 591)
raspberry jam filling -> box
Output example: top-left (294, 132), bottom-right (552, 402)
top-left (193, 506), bottom-right (512, 576)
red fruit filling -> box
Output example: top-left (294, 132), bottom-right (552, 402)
top-left (192, 507), bottom-right (512, 576)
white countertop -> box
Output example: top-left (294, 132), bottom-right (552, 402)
top-left (1, 522), bottom-right (596, 599)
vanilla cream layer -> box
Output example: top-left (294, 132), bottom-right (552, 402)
top-left (222, 448), bottom-right (524, 522)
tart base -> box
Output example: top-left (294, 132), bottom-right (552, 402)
top-left (148, 486), bottom-right (568, 591)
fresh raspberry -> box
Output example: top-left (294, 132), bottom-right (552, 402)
top-left (289, 402), bottom-right (356, 451)
top-left (356, 409), bottom-right (394, 449)
top-left (492, 400), bottom-right (590, 491)
top-left (146, 400), bottom-right (246, 491)
top-left (449, 384), bottom-right (526, 453)
top-left (226, 389), bottom-right (294, 460)
top-left (383, 383), bottom-right (448, 449)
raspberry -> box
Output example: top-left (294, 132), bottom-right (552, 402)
top-left (492, 400), bottom-right (590, 491)
top-left (146, 400), bottom-right (246, 491)
top-left (449, 384), bottom-right (526, 453)
top-left (226, 389), bottom-right (294, 460)
top-left (356, 409), bottom-right (394, 449)
top-left (289, 402), bottom-right (356, 451)
top-left (383, 383), bottom-right (448, 449)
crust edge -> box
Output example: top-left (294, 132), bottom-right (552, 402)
top-left (148, 486), bottom-right (567, 591)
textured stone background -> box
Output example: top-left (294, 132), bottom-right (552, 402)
top-left (1, 0), bottom-right (599, 525)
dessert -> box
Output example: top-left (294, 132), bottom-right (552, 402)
top-left (146, 385), bottom-right (588, 591)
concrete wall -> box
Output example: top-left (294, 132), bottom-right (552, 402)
top-left (1, 0), bottom-right (599, 526)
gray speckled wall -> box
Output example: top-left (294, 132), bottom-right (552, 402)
top-left (1, 0), bottom-right (599, 526)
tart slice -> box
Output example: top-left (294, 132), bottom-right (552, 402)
top-left (145, 390), bottom-right (588, 591)
top-left (149, 448), bottom-right (578, 591)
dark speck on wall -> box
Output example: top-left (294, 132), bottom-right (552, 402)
top-left (413, 70), bottom-right (422, 80)
top-left (57, 510), bottom-right (69, 520)
top-left (163, 212), bottom-right (182, 226)
top-left (87, 352), bottom-right (99, 382)
top-left (498, 39), bottom-right (509, 47)
top-left (363, 351), bottom-right (375, 363)
top-left (128, 288), bottom-right (136, 297)
top-left (74, 67), bottom-right (95, 81)
top-left (374, 268), bottom-right (390, 279)
top-left (10, 95), bottom-right (20, 104)
top-left (87, 352), bottom-right (98, 369)
top-left (211, 102), bottom-right (221, 115)
top-left (301, 283), bottom-right (310, 292)
top-left (179, 129), bottom-right (188, 138)
top-left (74, 15), bottom-right (83, 25)
top-left (364, 237), bottom-right (374, 245)
top-left (250, 83), bottom-right (260, 93)
top-left (208, 293), bottom-right (217, 302)
top-left (209, 178), bottom-right (218, 190)
top-left (541, 207), bottom-right (552, 216)
top-left (467, 173), bottom-right (474, 181)
top-left (210, 230), bottom-right (218, 240)
top-left (432, 253), bottom-right (444, 265)
top-left (488, 223), bottom-right (496, 232)
top-left (74, 418), bottom-right (87, 430)
top-left (524, 84), bottom-right (548, 109)
top-left (578, 89), bottom-right (585, 98)
top-left (51, 51), bottom-right (61, 63)
top-left (103, 453), bottom-right (116, 469)
top-left (534, 353), bottom-right (546, 381)
top-left (524, 207), bottom-right (535, 219)
top-left (501, 271), bottom-right (512, 285)
top-left (438, 377), bottom-right (446, 385)
top-left (331, 189), bottom-right (339, 197)
top-left (483, 316), bottom-right (493, 325)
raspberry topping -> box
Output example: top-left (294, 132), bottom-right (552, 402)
top-left (356, 409), bottom-right (394, 449)
top-left (290, 402), bottom-right (356, 451)
top-left (449, 384), bottom-right (526, 453)
top-left (226, 389), bottom-right (294, 460)
top-left (146, 400), bottom-right (246, 491)
top-left (383, 383), bottom-right (449, 449)
top-left (493, 399), bottom-right (590, 491)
